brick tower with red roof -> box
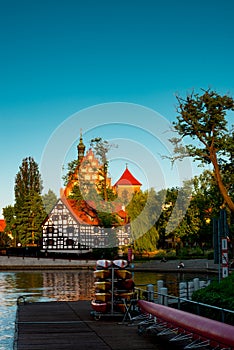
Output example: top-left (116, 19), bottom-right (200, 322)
top-left (113, 164), bottom-right (142, 201)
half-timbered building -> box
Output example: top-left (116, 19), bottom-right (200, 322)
top-left (42, 195), bottom-right (131, 253)
top-left (41, 133), bottom-right (140, 253)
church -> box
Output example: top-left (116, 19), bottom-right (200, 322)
top-left (41, 133), bottom-right (142, 253)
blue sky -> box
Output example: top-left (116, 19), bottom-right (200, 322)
top-left (1, 0), bottom-right (234, 218)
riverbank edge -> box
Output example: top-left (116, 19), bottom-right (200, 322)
top-left (0, 256), bottom-right (219, 273)
top-left (0, 266), bottom-right (218, 273)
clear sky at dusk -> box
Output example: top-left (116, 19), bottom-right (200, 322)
top-left (1, 0), bottom-right (234, 218)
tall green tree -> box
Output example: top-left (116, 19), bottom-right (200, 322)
top-left (42, 189), bottom-right (58, 214)
top-left (90, 137), bottom-right (116, 202)
top-left (2, 205), bottom-right (15, 246)
top-left (0, 232), bottom-right (11, 247)
top-left (163, 172), bottom-right (225, 250)
top-left (14, 157), bottom-right (46, 246)
top-left (156, 175), bottom-right (223, 250)
top-left (127, 189), bottom-right (160, 251)
top-left (187, 171), bottom-right (222, 247)
top-left (15, 157), bottom-right (42, 201)
top-left (192, 170), bottom-right (223, 217)
top-left (171, 89), bottom-right (234, 213)
top-left (156, 187), bottom-right (179, 248)
top-left (68, 183), bottom-right (84, 201)
top-left (168, 183), bottom-right (205, 249)
top-left (62, 159), bottom-right (79, 186)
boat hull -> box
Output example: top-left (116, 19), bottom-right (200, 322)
top-left (93, 269), bottom-right (111, 280)
top-left (113, 259), bottom-right (128, 269)
top-left (115, 292), bottom-right (134, 301)
top-left (91, 300), bottom-right (109, 313)
top-left (117, 278), bottom-right (135, 290)
top-left (96, 259), bottom-right (112, 269)
top-left (94, 281), bottom-right (112, 291)
top-left (115, 269), bottom-right (132, 280)
top-left (138, 300), bottom-right (234, 349)
top-left (115, 302), bottom-right (126, 313)
top-left (95, 293), bottom-right (111, 302)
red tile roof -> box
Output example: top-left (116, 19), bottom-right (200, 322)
top-left (0, 219), bottom-right (6, 232)
top-left (60, 192), bottom-right (128, 225)
top-left (61, 195), bottom-right (101, 226)
top-left (114, 167), bottom-right (142, 186)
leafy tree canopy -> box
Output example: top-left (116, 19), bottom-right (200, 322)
top-left (2, 206), bottom-right (15, 246)
top-left (62, 159), bottom-right (79, 186)
top-left (2, 205), bottom-right (15, 233)
top-left (171, 89), bottom-right (234, 213)
top-left (13, 157), bottom-right (46, 246)
top-left (127, 189), bottom-right (160, 251)
top-left (15, 157), bottom-right (43, 202)
top-left (90, 137), bottom-right (117, 201)
top-left (42, 189), bottom-right (58, 214)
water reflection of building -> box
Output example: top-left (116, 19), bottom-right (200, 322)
top-left (41, 133), bottom-right (141, 254)
top-left (42, 271), bottom-right (95, 301)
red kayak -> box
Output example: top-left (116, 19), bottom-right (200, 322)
top-left (138, 300), bottom-right (234, 349)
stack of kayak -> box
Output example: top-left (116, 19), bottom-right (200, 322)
top-left (93, 259), bottom-right (112, 313)
top-left (91, 259), bottom-right (135, 315)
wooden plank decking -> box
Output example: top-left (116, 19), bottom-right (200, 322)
top-left (15, 300), bottom-right (164, 350)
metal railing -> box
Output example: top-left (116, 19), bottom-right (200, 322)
top-left (134, 284), bottom-right (234, 325)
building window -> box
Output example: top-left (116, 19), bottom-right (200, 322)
top-left (46, 226), bottom-right (54, 234)
top-left (93, 226), bottom-right (99, 233)
top-left (46, 238), bottom-right (54, 246)
top-left (93, 237), bottom-right (99, 246)
top-left (67, 226), bottom-right (75, 234)
top-left (124, 238), bottom-right (129, 245)
top-left (52, 215), bottom-right (59, 221)
top-left (66, 238), bottom-right (74, 246)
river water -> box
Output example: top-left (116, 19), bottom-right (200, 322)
top-left (0, 270), bottom-right (212, 350)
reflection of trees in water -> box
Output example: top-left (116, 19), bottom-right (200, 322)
top-left (134, 272), bottom-right (211, 296)
top-left (4, 271), bottom-right (44, 293)
top-left (1, 270), bottom-right (212, 302)
top-left (134, 272), bottom-right (179, 295)
top-left (16, 272), bottom-right (44, 290)
top-left (42, 271), bottom-right (95, 301)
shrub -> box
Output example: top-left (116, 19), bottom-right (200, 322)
top-left (166, 249), bottom-right (177, 259)
top-left (153, 250), bottom-right (167, 260)
top-left (206, 250), bottom-right (214, 259)
top-left (192, 273), bottom-right (234, 324)
top-left (179, 246), bottom-right (205, 258)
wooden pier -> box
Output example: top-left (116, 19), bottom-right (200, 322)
top-left (14, 300), bottom-right (163, 350)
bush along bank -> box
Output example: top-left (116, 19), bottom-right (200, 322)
top-left (191, 272), bottom-right (234, 325)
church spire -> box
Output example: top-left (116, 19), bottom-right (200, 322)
top-left (77, 129), bottom-right (85, 163)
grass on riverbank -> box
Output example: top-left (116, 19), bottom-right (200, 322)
top-left (130, 248), bottom-right (214, 262)
top-left (191, 272), bottom-right (234, 324)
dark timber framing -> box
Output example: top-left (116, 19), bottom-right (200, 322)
top-left (42, 199), bottom-right (131, 253)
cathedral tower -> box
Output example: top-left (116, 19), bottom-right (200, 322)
top-left (77, 129), bottom-right (85, 164)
